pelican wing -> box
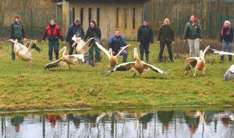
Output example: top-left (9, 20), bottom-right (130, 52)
top-left (116, 45), bottom-right (129, 57)
top-left (203, 45), bottom-right (210, 55)
top-left (113, 62), bottom-right (135, 71)
top-left (76, 37), bottom-right (94, 54)
top-left (44, 59), bottom-right (63, 69)
top-left (143, 63), bottom-right (164, 74)
top-left (211, 48), bottom-right (234, 56)
top-left (106, 62), bottom-right (135, 76)
top-left (185, 57), bottom-right (199, 68)
top-left (95, 42), bottom-right (111, 59)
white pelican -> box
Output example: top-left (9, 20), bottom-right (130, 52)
top-left (9, 39), bottom-right (41, 64)
top-left (224, 65), bottom-right (234, 81)
top-left (44, 46), bottom-right (85, 70)
top-left (95, 41), bottom-right (130, 67)
top-left (71, 35), bottom-right (94, 54)
top-left (185, 45), bottom-right (210, 76)
top-left (210, 48), bottom-right (234, 56)
top-left (106, 48), bottom-right (165, 77)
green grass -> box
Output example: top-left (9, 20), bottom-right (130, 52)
top-left (0, 40), bottom-right (234, 111)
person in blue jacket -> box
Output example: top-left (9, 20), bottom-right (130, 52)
top-left (66, 19), bottom-right (85, 55)
top-left (108, 30), bottom-right (128, 62)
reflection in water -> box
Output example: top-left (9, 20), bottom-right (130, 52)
top-left (0, 110), bottom-right (234, 138)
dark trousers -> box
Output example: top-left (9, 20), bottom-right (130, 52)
top-left (88, 42), bottom-right (100, 66)
top-left (158, 41), bottom-right (173, 62)
top-left (139, 43), bottom-right (150, 62)
top-left (221, 40), bottom-right (232, 62)
top-left (48, 40), bottom-right (59, 61)
top-left (68, 41), bottom-right (77, 55)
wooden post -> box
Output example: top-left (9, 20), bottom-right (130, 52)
top-left (62, 0), bottom-right (70, 34)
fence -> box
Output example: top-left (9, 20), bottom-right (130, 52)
top-left (144, 0), bottom-right (234, 38)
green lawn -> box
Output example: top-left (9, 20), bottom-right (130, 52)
top-left (0, 40), bottom-right (233, 111)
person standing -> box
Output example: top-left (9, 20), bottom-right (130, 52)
top-left (10, 16), bottom-right (25, 60)
top-left (219, 20), bottom-right (233, 63)
top-left (42, 19), bottom-right (63, 61)
top-left (84, 20), bottom-right (101, 66)
top-left (184, 15), bottom-right (202, 57)
top-left (157, 18), bottom-right (175, 62)
top-left (137, 20), bottom-right (153, 62)
top-left (108, 30), bottom-right (128, 62)
top-left (66, 19), bottom-right (85, 55)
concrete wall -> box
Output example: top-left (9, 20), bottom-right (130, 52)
top-left (68, 2), bottom-right (144, 40)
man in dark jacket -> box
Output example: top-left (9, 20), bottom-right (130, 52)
top-left (108, 30), bottom-right (128, 62)
top-left (42, 19), bottom-right (63, 61)
top-left (137, 20), bottom-right (153, 62)
top-left (66, 19), bottom-right (85, 55)
top-left (157, 18), bottom-right (175, 62)
top-left (10, 16), bottom-right (25, 60)
top-left (84, 20), bottom-right (101, 66)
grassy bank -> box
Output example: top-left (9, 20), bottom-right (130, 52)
top-left (0, 40), bottom-right (234, 111)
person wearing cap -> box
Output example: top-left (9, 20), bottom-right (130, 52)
top-left (66, 19), bottom-right (85, 55)
top-left (184, 15), bottom-right (202, 57)
top-left (219, 20), bottom-right (233, 63)
top-left (84, 20), bottom-right (102, 66)
top-left (137, 20), bottom-right (153, 63)
top-left (42, 19), bottom-right (63, 61)
top-left (10, 16), bottom-right (25, 60)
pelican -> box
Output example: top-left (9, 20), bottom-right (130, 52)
top-left (224, 65), bottom-right (234, 81)
top-left (185, 45), bottom-right (210, 76)
top-left (95, 41), bottom-right (130, 67)
top-left (71, 35), bottom-right (94, 54)
top-left (106, 48), bottom-right (165, 77)
top-left (44, 46), bottom-right (85, 70)
top-left (9, 39), bottom-right (41, 64)
top-left (210, 48), bottom-right (234, 56)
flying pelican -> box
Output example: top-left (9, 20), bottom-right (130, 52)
top-left (44, 46), bottom-right (85, 70)
top-left (9, 39), bottom-right (41, 64)
top-left (71, 35), bottom-right (94, 54)
top-left (185, 45), bottom-right (210, 76)
top-left (106, 48), bottom-right (165, 77)
top-left (95, 41), bottom-right (130, 67)
top-left (210, 48), bottom-right (234, 56)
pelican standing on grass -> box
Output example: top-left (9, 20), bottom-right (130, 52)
top-left (106, 48), bottom-right (165, 77)
top-left (185, 45), bottom-right (210, 76)
top-left (9, 39), bottom-right (41, 64)
top-left (95, 41), bottom-right (130, 67)
top-left (44, 46), bottom-right (85, 70)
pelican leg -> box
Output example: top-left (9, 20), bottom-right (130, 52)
top-left (202, 66), bottom-right (206, 75)
top-left (193, 68), bottom-right (197, 77)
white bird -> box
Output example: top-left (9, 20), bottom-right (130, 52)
top-left (95, 41), bottom-right (130, 67)
top-left (9, 39), bottom-right (41, 64)
top-left (72, 35), bottom-right (94, 54)
top-left (185, 45), bottom-right (210, 76)
top-left (224, 65), bottom-right (234, 81)
top-left (44, 46), bottom-right (85, 70)
top-left (211, 48), bottom-right (234, 56)
top-left (106, 48), bottom-right (164, 77)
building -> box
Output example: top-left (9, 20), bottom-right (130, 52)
top-left (56, 0), bottom-right (149, 40)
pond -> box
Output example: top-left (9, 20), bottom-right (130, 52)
top-left (0, 109), bottom-right (234, 138)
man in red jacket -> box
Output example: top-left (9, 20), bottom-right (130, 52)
top-left (42, 19), bottom-right (63, 61)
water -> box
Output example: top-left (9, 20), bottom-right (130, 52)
top-left (0, 110), bottom-right (234, 138)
